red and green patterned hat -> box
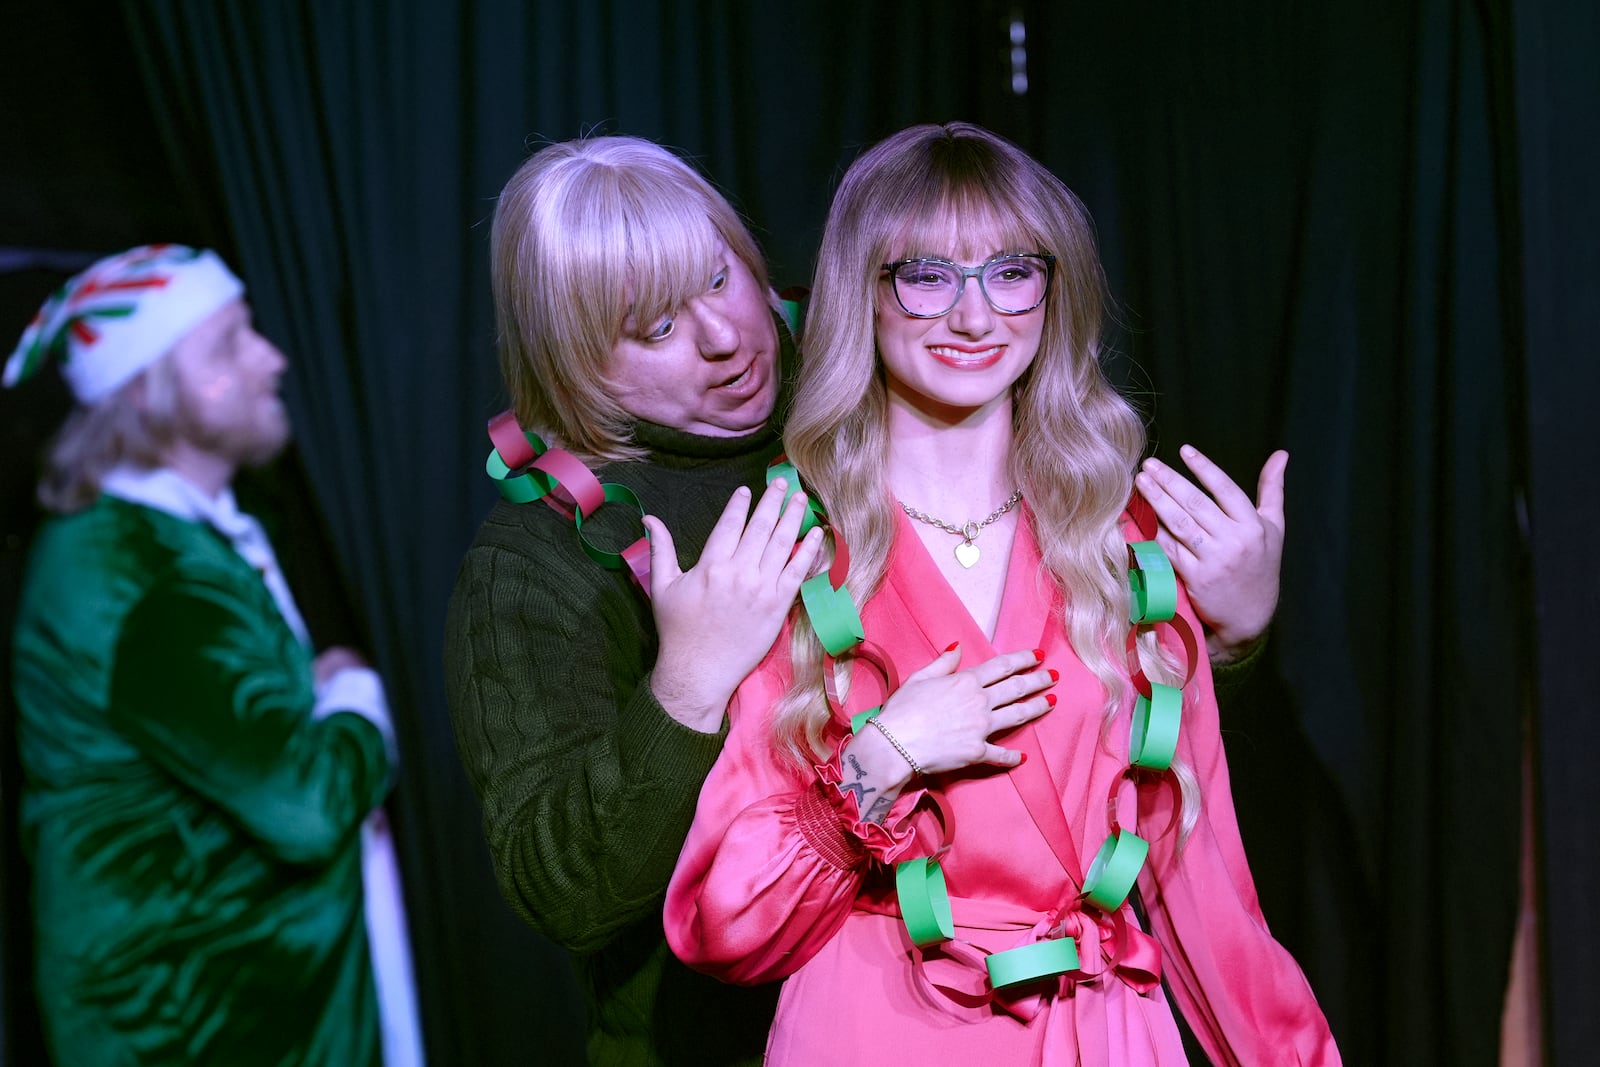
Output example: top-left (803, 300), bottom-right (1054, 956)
top-left (3, 243), bottom-right (244, 404)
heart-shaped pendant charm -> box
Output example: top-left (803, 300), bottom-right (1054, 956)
top-left (954, 541), bottom-right (980, 569)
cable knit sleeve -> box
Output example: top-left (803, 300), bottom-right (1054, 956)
top-left (445, 505), bottom-right (727, 953)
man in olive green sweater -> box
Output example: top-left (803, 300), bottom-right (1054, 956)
top-left (445, 136), bottom-right (1287, 1065)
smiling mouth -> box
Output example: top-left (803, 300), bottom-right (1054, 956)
top-left (929, 345), bottom-right (1005, 369)
top-left (716, 363), bottom-right (754, 389)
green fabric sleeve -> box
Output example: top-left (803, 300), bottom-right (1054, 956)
top-left (446, 524), bottom-right (728, 954)
top-left (108, 561), bottom-right (389, 866)
top-left (1209, 627), bottom-right (1269, 711)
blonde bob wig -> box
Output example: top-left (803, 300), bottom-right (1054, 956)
top-left (776, 122), bottom-right (1200, 839)
top-left (491, 135), bottom-right (772, 463)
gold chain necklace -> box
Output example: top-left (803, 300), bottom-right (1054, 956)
top-left (899, 489), bottom-right (1023, 569)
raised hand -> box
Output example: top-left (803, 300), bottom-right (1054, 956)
top-left (647, 479), bottom-right (823, 732)
top-left (838, 645), bottom-right (1056, 822)
top-left (1135, 445), bottom-right (1287, 663)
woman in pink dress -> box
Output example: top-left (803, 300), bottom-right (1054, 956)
top-left (664, 122), bottom-right (1339, 1066)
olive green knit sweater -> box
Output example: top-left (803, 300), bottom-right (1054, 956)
top-left (445, 414), bottom-right (786, 1067)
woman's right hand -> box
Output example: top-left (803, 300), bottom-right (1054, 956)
top-left (837, 645), bottom-right (1056, 821)
top-left (647, 479), bottom-right (823, 733)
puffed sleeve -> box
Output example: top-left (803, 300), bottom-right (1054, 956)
top-left (1136, 595), bottom-right (1341, 1065)
top-left (664, 645), bottom-right (925, 986)
top-left (108, 561), bottom-right (390, 866)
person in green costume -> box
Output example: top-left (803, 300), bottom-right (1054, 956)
top-left (6, 244), bottom-right (422, 1067)
top-left (445, 134), bottom-right (1288, 1066)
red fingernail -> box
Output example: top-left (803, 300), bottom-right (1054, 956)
top-left (1018, 752), bottom-right (1028, 765)
top-left (1045, 693), bottom-right (1057, 708)
top-left (1032, 648), bottom-right (1045, 662)
top-left (945, 641), bottom-right (960, 652)
top-left (1048, 669), bottom-right (1060, 683)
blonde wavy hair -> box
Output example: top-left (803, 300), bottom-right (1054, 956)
top-left (37, 360), bottom-right (181, 514)
top-left (776, 122), bottom-right (1200, 840)
top-left (491, 135), bottom-right (773, 464)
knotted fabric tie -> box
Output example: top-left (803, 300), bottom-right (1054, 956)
top-left (909, 900), bottom-right (1163, 1026)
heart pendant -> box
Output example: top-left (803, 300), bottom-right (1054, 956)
top-left (954, 541), bottom-right (980, 569)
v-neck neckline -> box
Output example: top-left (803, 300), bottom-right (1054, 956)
top-left (886, 504), bottom-right (1053, 655)
top-left (881, 503), bottom-right (1087, 885)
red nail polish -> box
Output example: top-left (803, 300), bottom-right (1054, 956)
top-left (1032, 648), bottom-right (1045, 662)
top-left (1045, 693), bottom-right (1057, 708)
top-left (945, 641), bottom-right (960, 652)
top-left (1048, 669), bottom-right (1060, 683)
top-left (1018, 752), bottom-right (1028, 765)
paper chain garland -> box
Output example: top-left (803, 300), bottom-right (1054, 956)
top-left (479, 423), bottom-right (1194, 998)
top-left (830, 516), bottom-right (1197, 995)
top-left (483, 410), bottom-right (653, 592)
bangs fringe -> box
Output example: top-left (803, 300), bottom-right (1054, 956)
top-left (618, 195), bottom-right (723, 335)
top-left (545, 169), bottom-right (724, 343)
top-left (880, 155), bottom-right (1048, 263)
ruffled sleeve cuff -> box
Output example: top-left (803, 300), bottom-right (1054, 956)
top-left (806, 733), bottom-right (928, 865)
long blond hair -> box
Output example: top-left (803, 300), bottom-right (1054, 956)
top-left (37, 360), bottom-right (180, 514)
top-left (777, 122), bottom-right (1200, 839)
top-left (490, 135), bottom-right (772, 463)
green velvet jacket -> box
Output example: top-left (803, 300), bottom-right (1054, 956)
top-left (13, 494), bottom-right (391, 1066)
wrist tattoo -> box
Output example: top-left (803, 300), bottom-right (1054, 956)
top-left (847, 754), bottom-right (868, 780)
top-left (863, 795), bottom-right (894, 824)
top-left (835, 779), bottom-right (877, 808)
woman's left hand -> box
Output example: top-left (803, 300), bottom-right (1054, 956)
top-left (1135, 445), bottom-right (1287, 664)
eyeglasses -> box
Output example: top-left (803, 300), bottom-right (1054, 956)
top-left (880, 252), bottom-right (1056, 318)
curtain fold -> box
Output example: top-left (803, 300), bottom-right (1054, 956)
top-left (125, 4), bottom-right (583, 1063)
top-left (1025, 5), bottom-right (1523, 1062)
top-left (1512, 2), bottom-right (1600, 1064)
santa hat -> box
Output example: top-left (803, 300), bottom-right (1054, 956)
top-left (4, 243), bottom-right (244, 404)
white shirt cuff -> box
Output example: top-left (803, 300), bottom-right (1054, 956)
top-left (314, 667), bottom-right (398, 780)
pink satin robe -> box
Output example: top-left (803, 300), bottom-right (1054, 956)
top-left (665, 508), bottom-right (1340, 1066)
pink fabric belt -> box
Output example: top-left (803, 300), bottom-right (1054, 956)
top-left (910, 900), bottom-right (1162, 1013)
top-left (906, 902), bottom-right (1162, 1065)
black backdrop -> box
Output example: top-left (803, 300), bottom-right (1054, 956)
top-left (2, 2), bottom-right (1595, 1065)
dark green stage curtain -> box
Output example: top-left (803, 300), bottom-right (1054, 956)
top-left (1021, 4), bottom-right (1527, 1062)
top-left (1513, 3), bottom-right (1600, 1065)
top-left (110, 1), bottom-right (1593, 1064)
